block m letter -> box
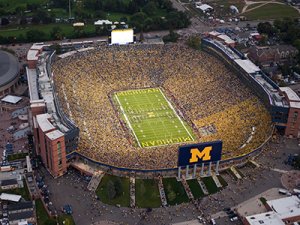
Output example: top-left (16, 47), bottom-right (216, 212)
top-left (189, 146), bottom-right (212, 163)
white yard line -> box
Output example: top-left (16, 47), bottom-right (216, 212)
top-left (159, 89), bottom-right (194, 141)
top-left (115, 94), bottom-right (141, 147)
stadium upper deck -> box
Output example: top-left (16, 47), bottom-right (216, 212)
top-left (202, 38), bottom-right (300, 137)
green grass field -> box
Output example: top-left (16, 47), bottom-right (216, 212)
top-left (202, 177), bottom-right (219, 194)
top-left (163, 178), bottom-right (189, 205)
top-left (135, 179), bottom-right (161, 208)
top-left (114, 88), bottom-right (194, 148)
top-left (58, 215), bottom-right (76, 225)
top-left (187, 179), bottom-right (204, 199)
top-left (243, 3), bottom-right (299, 20)
top-left (96, 174), bottom-right (130, 207)
top-left (36, 199), bottom-right (56, 225)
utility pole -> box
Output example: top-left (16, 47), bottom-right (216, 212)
top-left (69, 0), bottom-right (72, 19)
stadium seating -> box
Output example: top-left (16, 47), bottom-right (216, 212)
top-left (52, 44), bottom-right (272, 170)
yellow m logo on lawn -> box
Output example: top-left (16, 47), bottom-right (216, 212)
top-left (189, 146), bottom-right (213, 163)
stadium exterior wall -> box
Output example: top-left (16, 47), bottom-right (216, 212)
top-left (46, 52), bottom-right (79, 154)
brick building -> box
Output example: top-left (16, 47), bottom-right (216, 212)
top-left (248, 45), bottom-right (298, 66)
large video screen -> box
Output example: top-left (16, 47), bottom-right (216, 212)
top-left (178, 141), bottom-right (222, 167)
top-left (111, 29), bottom-right (134, 45)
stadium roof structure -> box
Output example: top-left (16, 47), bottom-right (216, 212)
top-left (0, 50), bottom-right (19, 88)
top-left (280, 87), bottom-right (300, 109)
top-left (217, 34), bottom-right (235, 45)
top-left (1, 95), bottom-right (22, 104)
top-left (245, 211), bottom-right (285, 225)
top-left (26, 68), bottom-right (39, 101)
top-left (27, 49), bottom-right (39, 61)
top-left (0, 193), bottom-right (21, 202)
top-left (234, 59), bottom-right (260, 74)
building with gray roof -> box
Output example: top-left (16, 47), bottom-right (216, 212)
top-left (0, 50), bottom-right (20, 97)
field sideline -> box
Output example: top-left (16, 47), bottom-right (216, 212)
top-left (114, 88), bottom-right (195, 148)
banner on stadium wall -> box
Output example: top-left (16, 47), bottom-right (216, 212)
top-left (178, 140), bottom-right (222, 167)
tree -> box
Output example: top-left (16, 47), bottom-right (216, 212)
top-left (130, 12), bottom-right (148, 41)
top-left (143, 2), bottom-right (157, 16)
top-left (163, 30), bottom-right (179, 42)
top-left (26, 29), bottom-right (46, 42)
top-left (257, 22), bottom-right (277, 37)
top-left (26, 3), bottom-right (40, 11)
top-left (31, 16), bottom-right (40, 24)
top-left (1, 17), bottom-right (9, 26)
top-left (15, 6), bottom-right (26, 16)
top-left (19, 17), bottom-right (27, 25)
top-left (186, 35), bottom-right (201, 50)
top-left (165, 11), bottom-right (190, 29)
top-left (50, 26), bottom-right (64, 40)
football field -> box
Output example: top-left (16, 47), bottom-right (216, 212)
top-left (114, 88), bottom-right (195, 148)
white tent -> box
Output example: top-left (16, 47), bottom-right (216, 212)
top-left (73, 22), bottom-right (85, 27)
top-left (94, 20), bottom-right (113, 25)
top-left (196, 4), bottom-right (213, 12)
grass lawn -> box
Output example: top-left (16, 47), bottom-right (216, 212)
top-left (8, 152), bottom-right (28, 161)
top-left (58, 214), bottom-right (76, 225)
top-left (135, 179), bottom-right (161, 208)
top-left (113, 88), bottom-right (195, 148)
top-left (163, 178), bottom-right (189, 205)
top-left (211, 0), bottom-right (245, 12)
top-left (202, 176), bottom-right (219, 194)
top-left (246, 3), bottom-right (263, 11)
top-left (36, 199), bottom-right (56, 225)
top-left (187, 179), bottom-right (204, 199)
top-left (243, 3), bottom-right (299, 20)
top-left (95, 174), bottom-right (130, 207)
top-left (0, 23), bottom-right (95, 39)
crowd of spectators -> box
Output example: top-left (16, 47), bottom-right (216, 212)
top-left (51, 44), bottom-right (272, 170)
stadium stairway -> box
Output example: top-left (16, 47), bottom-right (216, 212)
top-left (181, 178), bottom-right (194, 200)
top-left (211, 173), bottom-right (222, 188)
top-left (87, 171), bottom-right (104, 192)
top-left (196, 178), bottom-right (209, 195)
top-left (249, 160), bottom-right (260, 168)
top-left (230, 166), bottom-right (242, 179)
top-left (158, 177), bottom-right (168, 207)
top-left (130, 177), bottom-right (135, 208)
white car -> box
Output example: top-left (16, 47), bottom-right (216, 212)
top-left (230, 217), bottom-right (238, 222)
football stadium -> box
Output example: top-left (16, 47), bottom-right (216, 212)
top-left (49, 44), bottom-right (273, 171)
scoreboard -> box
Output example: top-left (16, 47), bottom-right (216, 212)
top-left (111, 29), bottom-right (134, 45)
top-left (178, 141), bottom-right (222, 167)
